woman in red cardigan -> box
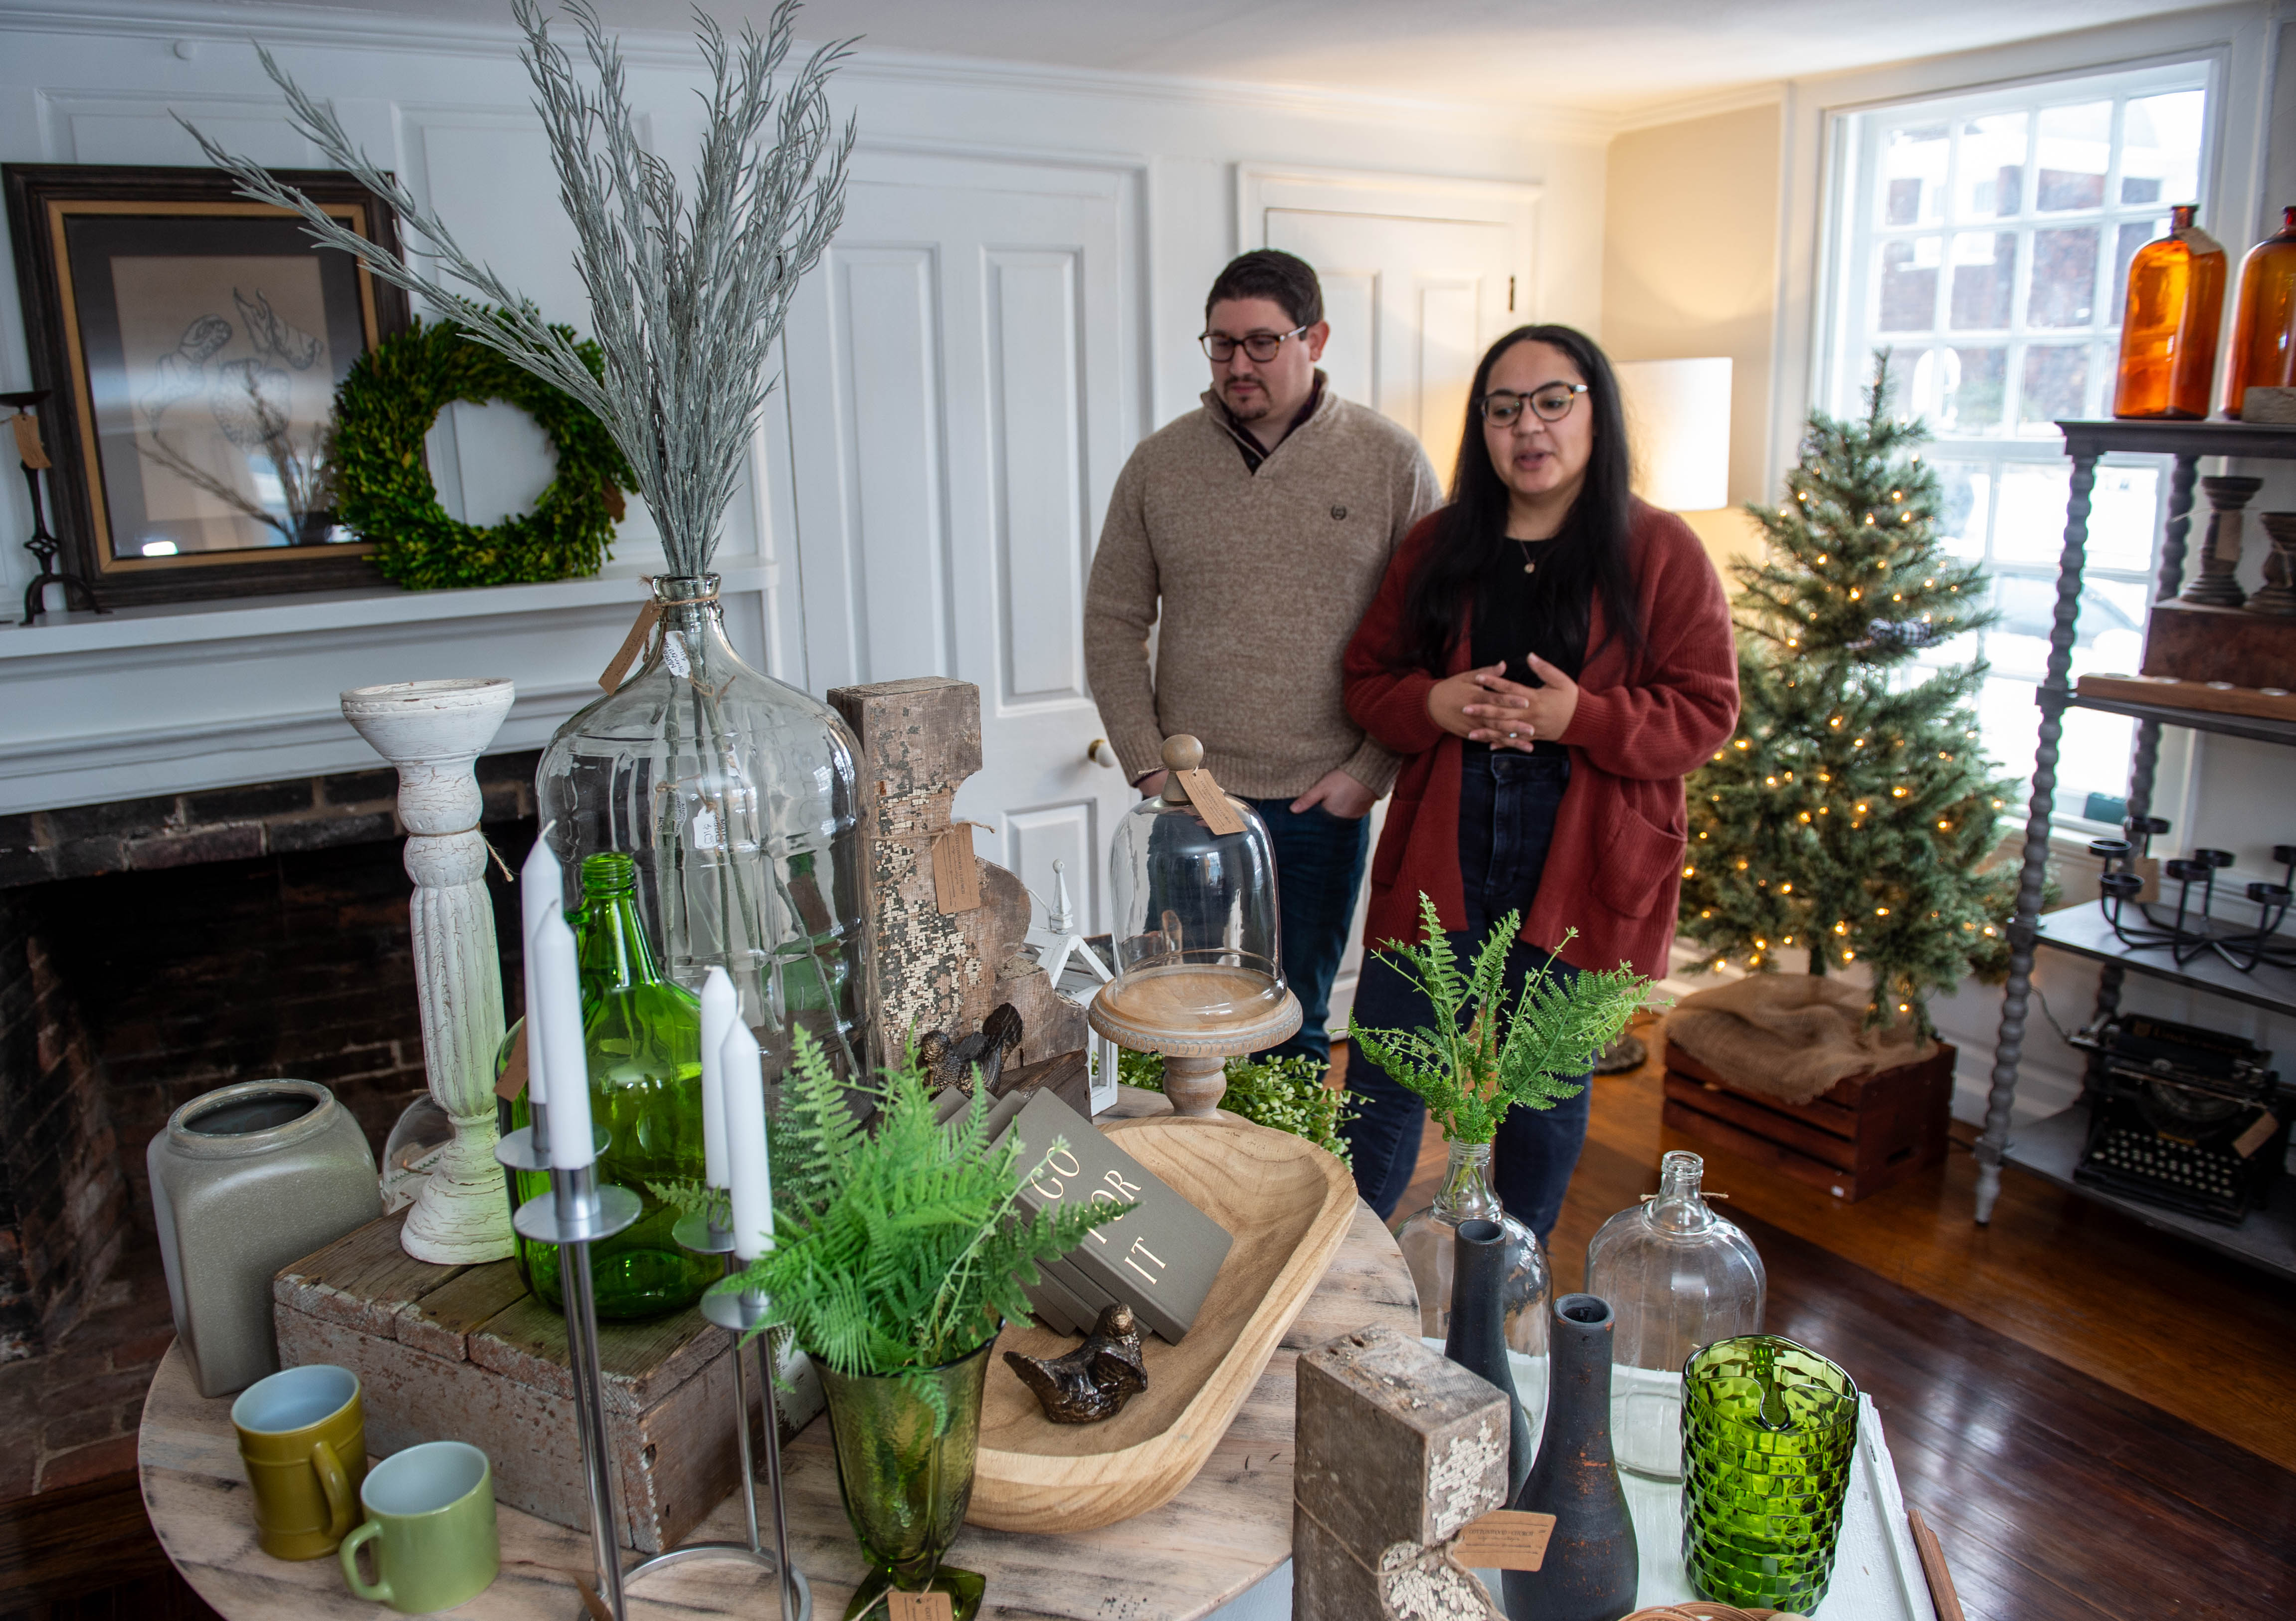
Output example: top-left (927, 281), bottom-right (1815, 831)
top-left (1340, 324), bottom-right (1738, 1236)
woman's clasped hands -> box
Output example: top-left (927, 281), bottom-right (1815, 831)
top-left (1427, 655), bottom-right (1580, 751)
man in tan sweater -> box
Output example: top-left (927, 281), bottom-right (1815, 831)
top-left (1084, 250), bottom-right (1442, 1063)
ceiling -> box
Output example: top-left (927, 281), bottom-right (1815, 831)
top-left (200, 0), bottom-right (2231, 115)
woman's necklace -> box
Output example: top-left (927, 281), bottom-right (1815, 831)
top-left (1510, 534), bottom-right (1555, 574)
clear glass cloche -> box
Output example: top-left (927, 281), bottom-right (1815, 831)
top-left (1100, 735), bottom-right (1286, 1034)
top-left (1584, 1150), bottom-right (1766, 1480)
top-left (537, 572), bottom-right (867, 1079)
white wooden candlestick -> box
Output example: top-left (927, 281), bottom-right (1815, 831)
top-left (342, 677), bottom-right (518, 1263)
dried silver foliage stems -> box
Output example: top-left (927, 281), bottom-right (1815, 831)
top-left (180, 0), bottom-right (853, 577)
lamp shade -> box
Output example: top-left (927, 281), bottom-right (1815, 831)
top-left (1615, 357), bottom-right (1731, 512)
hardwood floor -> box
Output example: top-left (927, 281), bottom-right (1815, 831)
top-left (0, 1474), bottom-right (219, 1621)
top-left (1376, 1020), bottom-right (2296, 1620)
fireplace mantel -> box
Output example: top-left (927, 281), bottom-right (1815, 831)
top-left (0, 561), bottom-right (780, 814)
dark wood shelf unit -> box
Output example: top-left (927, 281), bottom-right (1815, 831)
top-left (2060, 688), bottom-right (2296, 748)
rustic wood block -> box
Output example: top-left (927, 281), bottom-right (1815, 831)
top-left (2140, 599), bottom-right (2296, 689)
top-left (1296, 1325), bottom-right (1510, 1552)
top-left (829, 676), bottom-right (1090, 1070)
top-left (1662, 1041), bottom-right (1956, 1203)
top-left (272, 1211), bottom-right (820, 1553)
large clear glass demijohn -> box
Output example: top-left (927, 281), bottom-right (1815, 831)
top-left (1102, 736), bottom-right (1286, 1035)
top-left (1584, 1150), bottom-right (1766, 1480)
top-left (537, 573), bottom-right (867, 1081)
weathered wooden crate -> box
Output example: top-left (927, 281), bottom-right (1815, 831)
top-left (1661, 1042), bottom-right (1955, 1203)
top-left (272, 1210), bottom-right (820, 1553)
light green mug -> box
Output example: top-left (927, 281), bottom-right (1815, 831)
top-left (338, 1440), bottom-right (499, 1614)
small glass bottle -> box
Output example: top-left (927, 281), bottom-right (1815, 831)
top-left (1583, 1150), bottom-right (1765, 1481)
top-left (2223, 206), bottom-right (2296, 419)
top-left (2113, 204), bottom-right (2225, 419)
top-left (511, 852), bottom-right (718, 1318)
top-left (1395, 1140), bottom-right (1551, 1362)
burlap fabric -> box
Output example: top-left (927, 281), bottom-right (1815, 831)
top-left (1663, 975), bottom-right (1938, 1107)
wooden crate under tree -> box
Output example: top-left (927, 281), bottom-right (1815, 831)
top-left (1661, 1039), bottom-right (1955, 1204)
top-left (272, 1209), bottom-right (820, 1554)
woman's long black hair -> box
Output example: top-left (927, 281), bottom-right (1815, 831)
top-left (1395, 323), bottom-right (1645, 676)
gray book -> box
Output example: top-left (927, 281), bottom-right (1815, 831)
top-left (1023, 1264), bottom-right (1098, 1337)
top-left (997, 1090), bottom-right (1233, 1343)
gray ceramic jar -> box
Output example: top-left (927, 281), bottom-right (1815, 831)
top-left (149, 1080), bottom-right (381, 1398)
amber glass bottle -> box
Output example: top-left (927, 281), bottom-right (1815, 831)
top-left (2113, 205), bottom-right (2226, 419)
top-left (507, 852), bottom-right (715, 1318)
top-left (2224, 206), bottom-right (2296, 419)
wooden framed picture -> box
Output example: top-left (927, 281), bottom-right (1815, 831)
top-left (3, 164), bottom-right (410, 606)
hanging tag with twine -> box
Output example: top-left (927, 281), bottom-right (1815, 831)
top-left (888, 1593), bottom-right (956, 1621)
top-left (1176, 767), bottom-right (1246, 837)
top-left (1449, 1508), bottom-right (1556, 1571)
top-left (495, 1024), bottom-right (529, 1101)
top-left (933, 821), bottom-right (982, 914)
top-left (598, 601), bottom-right (662, 693)
top-left (10, 412), bottom-right (49, 470)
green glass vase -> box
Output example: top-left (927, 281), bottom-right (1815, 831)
top-left (819, 1340), bottom-right (994, 1621)
top-left (1680, 1335), bottom-right (1859, 1611)
top-left (507, 853), bottom-right (717, 1318)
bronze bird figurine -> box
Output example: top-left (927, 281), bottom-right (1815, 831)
top-left (1005, 1302), bottom-right (1149, 1424)
top-left (920, 1003), bottom-right (1025, 1098)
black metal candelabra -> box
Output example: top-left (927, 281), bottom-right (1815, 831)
top-left (2, 391), bottom-right (104, 626)
top-left (2090, 819), bottom-right (2296, 974)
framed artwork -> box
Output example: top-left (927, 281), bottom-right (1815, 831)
top-left (3, 164), bottom-right (410, 606)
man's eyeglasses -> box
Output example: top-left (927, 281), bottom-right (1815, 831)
top-left (1478, 384), bottom-right (1590, 425)
top-left (1200, 326), bottom-right (1309, 363)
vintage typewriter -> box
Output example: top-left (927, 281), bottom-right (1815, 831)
top-left (2072, 1014), bottom-right (2287, 1225)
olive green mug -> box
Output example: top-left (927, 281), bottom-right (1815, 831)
top-left (230, 1364), bottom-right (367, 1560)
top-left (338, 1440), bottom-right (500, 1614)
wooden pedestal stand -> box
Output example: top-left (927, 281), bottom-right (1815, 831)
top-left (1088, 988), bottom-right (1301, 1117)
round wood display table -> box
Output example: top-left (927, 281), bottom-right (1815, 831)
top-left (140, 1203), bottom-right (1414, 1621)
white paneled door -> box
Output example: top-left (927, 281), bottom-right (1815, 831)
top-left (781, 149), bottom-right (1146, 935)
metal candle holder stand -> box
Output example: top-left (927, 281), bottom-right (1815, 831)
top-left (2090, 824), bottom-right (2296, 974)
top-left (493, 1123), bottom-right (809, 1620)
top-left (645, 1211), bottom-right (808, 1621)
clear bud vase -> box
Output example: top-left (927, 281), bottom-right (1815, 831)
top-left (1396, 1140), bottom-right (1551, 1359)
top-left (537, 573), bottom-right (868, 1083)
top-left (1584, 1149), bottom-right (1766, 1480)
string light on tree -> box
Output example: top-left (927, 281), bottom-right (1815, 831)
top-left (1675, 353), bottom-right (2020, 1033)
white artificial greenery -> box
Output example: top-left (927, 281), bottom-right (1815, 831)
top-left (177, 0), bottom-right (853, 578)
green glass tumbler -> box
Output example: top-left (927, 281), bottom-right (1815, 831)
top-left (819, 1339), bottom-right (994, 1621)
top-left (1681, 1335), bottom-right (1859, 1611)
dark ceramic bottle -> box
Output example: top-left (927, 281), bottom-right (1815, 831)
top-left (1503, 1293), bottom-right (1638, 1621)
top-left (1443, 1216), bottom-right (1532, 1502)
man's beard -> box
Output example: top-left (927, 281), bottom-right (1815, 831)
top-left (1221, 381), bottom-right (1271, 420)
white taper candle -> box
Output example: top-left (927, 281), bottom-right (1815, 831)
top-left (518, 834), bottom-right (562, 1105)
top-left (720, 1021), bottom-right (773, 1263)
top-left (699, 967), bottom-right (737, 1191)
top-left (531, 904), bottom-right (595, 1171)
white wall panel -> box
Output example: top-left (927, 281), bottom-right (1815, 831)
top-left (985, 248), bottom-right (1086, 704)
top-left (833, 245), bottom-right (950, 684)
top-left (1003, 801), bottom-right (1099, 930)
top-left (1312, 267), bottom-right (1378, 416)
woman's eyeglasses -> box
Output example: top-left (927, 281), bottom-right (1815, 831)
top-left (1478, 384), bottom-right (1589, 425)
top-left (1200, 327), bottom-right (1310, 362)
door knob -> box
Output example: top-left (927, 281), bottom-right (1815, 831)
top-left (1087, 738), bottom-right (1118, 769)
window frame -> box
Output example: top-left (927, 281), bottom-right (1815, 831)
top-left (1812, 52), bottom-right (2225, 826)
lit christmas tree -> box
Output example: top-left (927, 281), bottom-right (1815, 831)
top-left (1678, 358), bottom-right (2020, 1034)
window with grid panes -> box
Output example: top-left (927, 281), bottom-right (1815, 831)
top-left (1822, 59), bottom-right (2214, 821)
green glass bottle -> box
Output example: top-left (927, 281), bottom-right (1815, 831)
top-left (506, 852), bottom-right (717, 1318)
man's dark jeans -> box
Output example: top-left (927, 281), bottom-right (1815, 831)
top-left (1339, 750), bottom-right (1592, 1244)
top-left (1247, 797), bottom-right (1371, 1068)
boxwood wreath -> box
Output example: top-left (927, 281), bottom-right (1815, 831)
top-left (331, 312), bottom-right (633, 590)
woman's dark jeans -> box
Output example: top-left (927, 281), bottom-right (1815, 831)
top-left (1341, 749), bottom-right (1593, 1244)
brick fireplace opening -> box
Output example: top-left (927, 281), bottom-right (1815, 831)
top-left (0, 755), bottom-right (539, 1497)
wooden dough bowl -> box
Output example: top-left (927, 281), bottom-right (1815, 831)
top-left (966, 1114), bottom-right (1355, 1533)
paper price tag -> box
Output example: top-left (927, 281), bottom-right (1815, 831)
top-left (2234, 1111), bottom-right (2280, 1159)
top-left (1449, 1508), bottom-right (1556, 1571)
top-left (10, 412), bottom-right (49, 470)
top-left (887, 1594), bottom-right (956, 1621)
top-left (932, 821), bottom-right (982, 914)
top-left (597, 601), bottom-right (663, 692)
top-left (1174, 768), bottom-right (1246, 836)
top-left (494, 1024), bottom-right (530, 1101)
